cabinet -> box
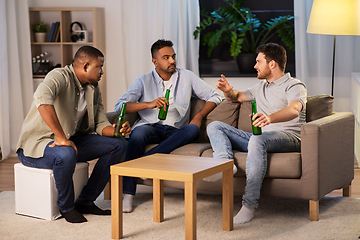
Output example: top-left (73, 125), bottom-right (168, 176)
top-left (29, 7), bottom-right (106, 107)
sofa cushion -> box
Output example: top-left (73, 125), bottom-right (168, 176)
top-left (306, 94), bottom-right (334, 122)
top-left (201, 149), bottom-right (301, 179)
top-left (145, 143), bottom-right (212, 157)
top-left (237, 101), bottom-right (252, 132)
top-left (191, 98), bottom-right (240, 143)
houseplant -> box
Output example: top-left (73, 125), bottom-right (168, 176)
top-left (32, 22), bottom-right (48, 42)
top-left (193, 0), bottom-right (295, 73)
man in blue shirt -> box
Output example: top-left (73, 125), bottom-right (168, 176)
top-left (114, 39), bottom-right (223, 212)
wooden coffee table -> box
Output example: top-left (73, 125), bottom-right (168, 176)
top-left (110, 153), bottom-right (234, 240)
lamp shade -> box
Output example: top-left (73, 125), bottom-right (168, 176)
top-left (307, 0), bottom-right (360, 35)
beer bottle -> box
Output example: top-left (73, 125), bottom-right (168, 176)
top-left (251, 101), bottom-right (262, 135)
top-left (158, 89), bottom-right (170, 120)
top-left (114, 102), bottom-right (127, 138)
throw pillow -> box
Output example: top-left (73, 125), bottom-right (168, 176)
top-left (306, 94), bottom-right (334, 122)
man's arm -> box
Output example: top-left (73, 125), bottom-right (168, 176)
top-left (37, 104), bottom-right (78, 153)
top-left (252, 100), bottom-right (303, 127)
top-left (126, 98), bottom-right (168, 114)
top-left (217, 74), bottom-right (249, 102)
top-left (189, 101), bottom-right (217, 128)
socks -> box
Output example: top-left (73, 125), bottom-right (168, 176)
top-left (203, 164), bottom-right (238, 182)
top-left (75, 203), bottom-right (111, 215)
top-left (60, 208), bottom-right (87, 223)
top-left (233, 205), bottom-right (255, 224)
top-left (123, 194), bottom-right (134, 213)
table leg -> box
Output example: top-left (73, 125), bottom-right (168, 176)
top-left (153, 178), bottom-right (164, 222)
top-left (222, 167), bottom-right (233, 231)
top-left (185, 181), bottom-right (196, 240)
top-left (111, 174), bottom-right (123, 239)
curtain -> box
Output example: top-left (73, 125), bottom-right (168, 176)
top-left (294, 0), bottom-right (360, 112)
top-left (0, 0), bottom-right (33, 160)
top-left (105, 0), bottom-right (200, 110)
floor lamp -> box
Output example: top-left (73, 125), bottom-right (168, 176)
top-left (306, 0), bottom-right (360, 96)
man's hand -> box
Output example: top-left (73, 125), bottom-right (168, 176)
top-left (49, 138), bottom-right (78, 154)
top-left (251, 100), bottom-right (303, 128)
top-left (112, 121), bottom-right (131, 137)
top-left (251, 113), bottom-right (270, 128)
top-left (189, 115), bottom-right (202, 128)
top-left (216, 74), bottom-right (233, 93)
top-left (147, 97), bottom-right (169, 110)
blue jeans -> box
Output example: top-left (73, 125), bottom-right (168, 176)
top-left (207, 121), bottom-right (301, 208)
top-left (17, 134), bottom-right (127, 212)
top-left (123, 123), bottom-right (200, 195)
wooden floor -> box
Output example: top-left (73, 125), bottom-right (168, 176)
top-left (1, 156), bottom-right (360, 198)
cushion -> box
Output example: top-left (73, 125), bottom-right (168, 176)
top-left (199, 100), bottom-right (241, 143)
top-left (237, 101), bottom-right (252, 132)
top-left (306, 94), bottom-right (334, 122)
top-left (206, 100), bottom-right (240, 128)
top-left (201, 149), bottom-right (302, 179)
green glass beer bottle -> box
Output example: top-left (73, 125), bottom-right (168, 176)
top-left (251, 101), bottom-right (262, 135)
top-left (158, 89), bottom-right (170, 120)
top-left (114, 102), bottom-right (127, 138)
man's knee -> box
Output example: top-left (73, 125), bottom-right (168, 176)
top-left (207, 121), bottom-right (222, 134)
top-left (183, 124), bottom-right (200, 139)
top-left (129, 125), bottom-right (151, 143)
top-left (53, 146), bottom-right (77, 167)
top-left (248, 135), bottom-right (266, 149)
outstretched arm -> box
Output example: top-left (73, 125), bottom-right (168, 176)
top-left (216, 74), bottom-right (248, 102)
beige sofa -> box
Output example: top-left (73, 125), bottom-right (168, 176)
top-left (106, 95), bottom-right (355, 221)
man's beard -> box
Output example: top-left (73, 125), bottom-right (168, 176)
top-left (257, 68), bottom-right (271, 80)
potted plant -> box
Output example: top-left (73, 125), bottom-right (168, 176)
top-left (32, 22), bottom-right (48, 42)
top-left (193, 0), bottom-right (295, 73)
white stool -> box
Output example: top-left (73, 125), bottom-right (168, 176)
top-left (14, 162), bottom-right (89, 220)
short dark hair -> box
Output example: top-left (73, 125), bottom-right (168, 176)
top-left (74, 45), bottom-right (104, 61)
top-left (151, 39), bottom-right (173, 58)
top-left (256, 43), bottom-right (287, 72)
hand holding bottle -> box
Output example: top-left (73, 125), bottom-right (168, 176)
top-left (113, 121), bottom-right (131, 137)
top-left (147, 97), bottom-right (169, 110)
top-left (114, 103), bottom-right (128, 137)
top-left (158, 89), bottom-right (170, 120)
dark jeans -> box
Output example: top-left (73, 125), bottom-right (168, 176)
top-left (123, 123), bottom-right (200, 195)
top-left (17, 134), bottom-right (127, 212)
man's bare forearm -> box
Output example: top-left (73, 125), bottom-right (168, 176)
top-left (125, 102), bottom-right (150, 114)
top-left (224, 89), bottom-right (240, 102)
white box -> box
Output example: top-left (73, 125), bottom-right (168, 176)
top-left (14, 162), bottom-right (89, 220)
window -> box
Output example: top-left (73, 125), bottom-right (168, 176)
top-left (197, 0), bottom-right (295, 77)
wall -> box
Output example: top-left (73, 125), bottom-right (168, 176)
top-left (28, 0), bottom-right (125, 112)
top-left (27, 0), bottom-right (354, 113)
top-left (351, 73), bottom-right (360, 166)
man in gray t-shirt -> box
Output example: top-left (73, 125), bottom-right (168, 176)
top-left (205, 43), bottom-right (307, 224)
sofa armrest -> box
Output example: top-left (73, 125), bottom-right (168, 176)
top-left (300, 112), bottom-right (355, 200)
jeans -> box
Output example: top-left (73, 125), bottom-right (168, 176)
top-left (123, 123), bottom-right (200, 195)
top-left (207, 121), bottom-right (301, 208)
top-left (17, 133), bottom-right (127, 212)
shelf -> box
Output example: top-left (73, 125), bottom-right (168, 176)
top-left (29, 7), bottom-right (106, 109)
